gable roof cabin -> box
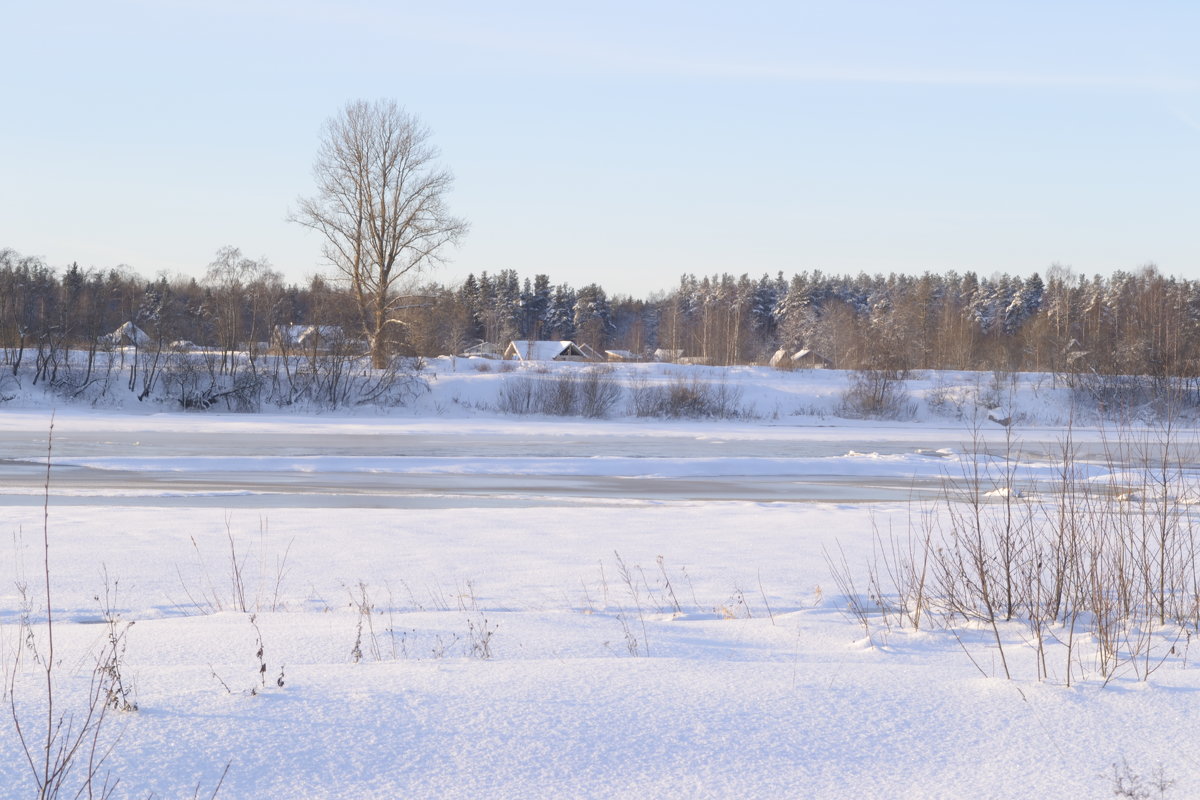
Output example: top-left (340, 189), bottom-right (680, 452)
top-left (503, 340), bottom-right (588, 361)
top-left (770, 347), bottom-right (831, 369)
top-left (791, 348), bottom-right (831, 368)
top-left (101, 321), bottom-right (150, 347)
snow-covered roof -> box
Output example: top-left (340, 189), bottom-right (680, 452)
top-left (462, 341), bottom-right (502, 357)
top-left (793, 349), bottom-right (830, 366)
top-left (504, 340), bottom-right (586, 361)
top-left (577, 343), bottom-right (604, 361)
top-left (274, 325), bottom-right (343, 347)
top-left (101, 321), bottom-right (150, 346)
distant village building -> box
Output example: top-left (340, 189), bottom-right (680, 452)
top-left (1064, 338), bottom-right (1089, 368)
top-left (460, 341), bottom-right (502, 359)
top-left (272, 325), bottom-right (345, 351)
top-left (770, 347), bottom-right (831, 369)
top-left (791, 348), bottom-right (830, 369)
top-left (653, 348), bottom-right (683, 363)
top-left (503, 340), bottom-right (589, 361)
top-left (605, 349), bottom-right (638, 362)
top-left (577, 343), bottom-right (604, 362)
top-left (100, 322), bottom-right (150, 347)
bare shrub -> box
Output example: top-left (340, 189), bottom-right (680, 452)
top-left (838, 369), bottom-right (914, 419)
top-left (1063, 371), bottom-right (1197, 420)
top-left (496, 367), bottom-right (622, 418)
top-left (577, 366), bottom-right (622, 418)
top-left (1111, 757), bottom-right (1176, 799)
top-left (662, 377), bottom-right (711, 417)
top-left (626, 375), bottom-right (659, 417)
top-left (707, 379), bottom-right (746, 419)
top-left (0, 369), bottom-right (17, 402)
top-left (496, 376), bottom-right (537, 414)
top-left (926, 378), bottom-right (970, 419)
top-left (263, 350), bottom-right (426, 411)
top-left (627, 373), bottom-right (748, 419)
top-left (466, 617), bottom-right (498, 659)
top-left (537, 371), bottom-right (578, 416)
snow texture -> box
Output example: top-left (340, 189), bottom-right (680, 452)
top-left (0, 365), bottom-right (1197, 798)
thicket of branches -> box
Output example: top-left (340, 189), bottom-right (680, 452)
top-left (3, 246), bottom-right (1199, 392)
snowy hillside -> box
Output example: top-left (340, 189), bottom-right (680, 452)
top-left (0, 348), bottom-right (1176, 430)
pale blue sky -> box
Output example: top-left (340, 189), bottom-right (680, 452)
top-left (3, 1), bottom-right (1198, 295)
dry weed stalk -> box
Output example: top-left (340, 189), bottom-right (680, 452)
top-left (844, 410), bottom-right (1200, 685)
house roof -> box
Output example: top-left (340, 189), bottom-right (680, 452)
top-left (462, 341), bottom-right (501, 356)
top-left (106, 321), bottom-right (150, 346)
top-left (274, 325), bottom-right (343, 346)
top-left (577, 343), bottom-right (604, 360)
top-left (505, 340), bottom-right (586, 361)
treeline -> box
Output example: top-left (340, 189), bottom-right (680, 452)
top-left (2, 246), bottom-right (1198, 382)
top-left (379, 265), bottom-right (1200, 386)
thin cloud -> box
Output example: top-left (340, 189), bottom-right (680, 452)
top-left (657, 60), bottom-right (1199, 92)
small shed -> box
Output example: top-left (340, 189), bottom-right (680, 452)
top-left (605, 349), bottom-right (638, 362)
top-left (503, 340), bottom-right (589, 361)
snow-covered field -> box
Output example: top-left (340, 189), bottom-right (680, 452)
top-left (2, 363), bottom-right (1198, 798)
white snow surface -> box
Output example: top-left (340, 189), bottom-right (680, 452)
top-left (1, 363), bottom-right (1199, 798)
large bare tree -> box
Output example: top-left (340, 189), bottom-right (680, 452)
top-left (293, 100), bottom-right (467, 367)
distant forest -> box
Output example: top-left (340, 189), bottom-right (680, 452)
top-left (1, 246), bottom-right (1195, 382)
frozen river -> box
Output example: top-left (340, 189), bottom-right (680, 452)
top-left (1, 411), bottom-right (1187, 509)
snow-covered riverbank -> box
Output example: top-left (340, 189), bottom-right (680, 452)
top-left (2, 366), bottom-right (1199, 798)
